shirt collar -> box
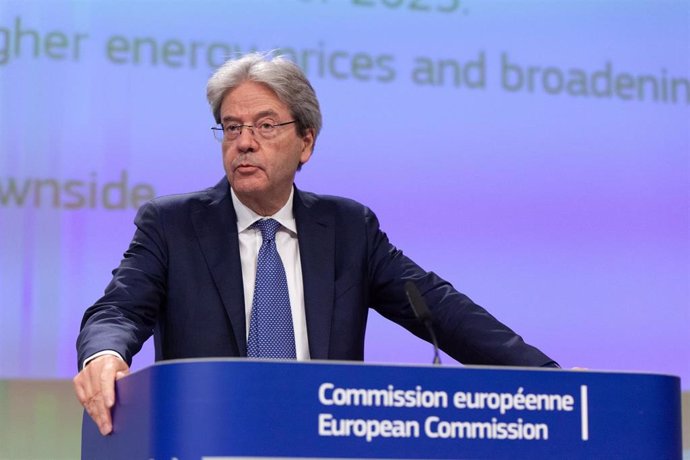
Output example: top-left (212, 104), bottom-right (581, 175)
top-left (231, 186), bottom-right (297, 235)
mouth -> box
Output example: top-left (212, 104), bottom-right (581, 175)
top-left (234, 163), bottom-right (261, 174)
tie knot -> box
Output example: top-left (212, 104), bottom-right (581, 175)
top-left (254, 218), bottom-right (281, 241)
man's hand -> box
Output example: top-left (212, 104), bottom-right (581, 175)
top-left (73, 355), bottom-right (130, 435)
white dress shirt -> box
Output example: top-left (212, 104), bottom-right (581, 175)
top-left (231, 187), bottom-right (310, 360)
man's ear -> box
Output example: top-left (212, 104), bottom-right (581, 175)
top-left (299, 128), bottom-right (315, 165)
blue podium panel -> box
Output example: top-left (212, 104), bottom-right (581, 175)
top-left (81, 360), bottom-right (682, 459)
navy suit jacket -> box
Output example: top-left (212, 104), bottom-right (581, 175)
top-left (77, 179), bottom-right (556, 369)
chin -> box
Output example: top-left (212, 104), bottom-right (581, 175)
top-left (230, 178), bottom-right (267, 195)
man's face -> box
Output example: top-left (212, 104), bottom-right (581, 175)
top-left (219, 81), bottom-right (314, 213)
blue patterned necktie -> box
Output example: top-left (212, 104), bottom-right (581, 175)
top-left (247, 218), bottom-right (296, 359)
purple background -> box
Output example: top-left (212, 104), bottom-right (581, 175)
top-left (0, 1), bottom-right (688, 387)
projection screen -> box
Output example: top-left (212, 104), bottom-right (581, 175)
top-left (1, 0), bottom-right (688, 389)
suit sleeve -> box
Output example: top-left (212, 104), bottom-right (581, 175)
top-left (364, 207), bottom-right (558, 367)
top-left (76, 201), bottom-right (168, 370)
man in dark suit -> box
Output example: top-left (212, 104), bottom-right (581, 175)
top-left (74, 52), bottom-right (557, 436)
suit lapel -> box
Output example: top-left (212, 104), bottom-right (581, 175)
top-left (191, 178), bottom-right (247, 356)
top-left (294, 188), bottom-right (335, 360)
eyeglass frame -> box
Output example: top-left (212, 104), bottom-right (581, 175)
top-left (211, 120), bottom-right (297, 142)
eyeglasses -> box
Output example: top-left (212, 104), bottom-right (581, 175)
top-left (211, 120), bottom-right (296, 142)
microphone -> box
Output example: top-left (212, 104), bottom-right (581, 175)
top-left (404, 281), bottom-right (442, 365)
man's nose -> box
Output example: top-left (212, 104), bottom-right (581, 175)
top-left (236, 126), bottom-right (257, 151)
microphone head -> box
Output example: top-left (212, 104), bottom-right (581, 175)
top-left (405, 280), bottom-right (431, 322)
top-left (405, 280), bottom-right (442, 365)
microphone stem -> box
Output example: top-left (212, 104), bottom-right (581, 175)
top-left (424, 319), bottom-right (442, 365)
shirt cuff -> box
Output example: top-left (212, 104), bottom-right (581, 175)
top-left (83, 350), bottom-right (125, 369)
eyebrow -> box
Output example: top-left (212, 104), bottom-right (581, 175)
top-left (221, 109), bottom-right (280, 124)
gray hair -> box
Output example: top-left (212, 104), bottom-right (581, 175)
top-left (206, 52), bottom-right (322, 142)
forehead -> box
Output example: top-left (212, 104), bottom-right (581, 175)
top-left (219, 81), bottom-right (290, 121)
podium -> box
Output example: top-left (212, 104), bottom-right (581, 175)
top-left (81, 359), bottom-right (681, 459)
